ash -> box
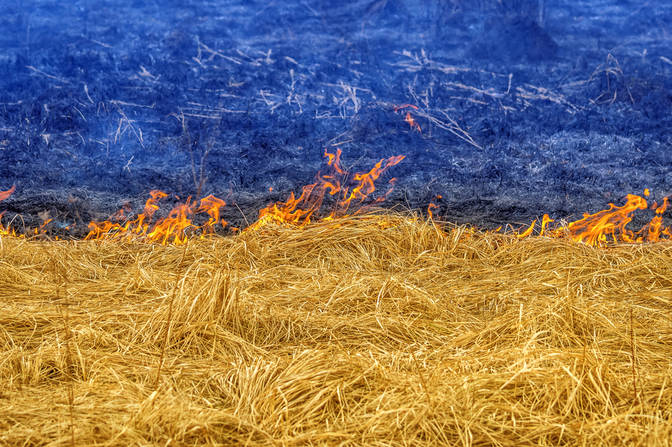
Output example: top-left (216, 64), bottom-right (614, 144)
top-left (1, 0), bottom-right (671, 232)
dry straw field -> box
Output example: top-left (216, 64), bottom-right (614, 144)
top-left (1, 214), bottom-right (671, 446)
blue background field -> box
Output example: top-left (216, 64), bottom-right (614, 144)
top-left (1, 0), bottom-right (671, 231)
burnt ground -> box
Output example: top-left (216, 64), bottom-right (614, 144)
top-left (1, 0), bottom-right (671, 235)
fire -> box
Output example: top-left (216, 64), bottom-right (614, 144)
top-left (394, 104), bottom-right (421, 133)
top-left (196, 195), bottom-right (227, 232)
top-left (1, 186), bottom-right (53, 239)
top-left (249, 149), bottom-right (405, 230)
top-left (427, 202), bottom-right (438, 220)
top-left (0, 185), bottom-right (16, 237)
top-left (404, 112), bottom-right (421, 132)
top-left (81, 186), bottom-right (672, 246)
top-left (514, 190), bottom-right (672, 246)
top-left (84, 149), bottom-right (404, 241)
top-left (515, 214), bottom-right (555, 239)
top-left (566, 194), bottom-right (648, 245)
top-left (539, 214), bottom-right (554, 237)
top-left (85, 191), bottom-right (227, 245)
top-left (3, 161), bottom-right (672, 249)
top-left (0, 185), bottom-right (14, 202)
top-left (516, 219), bottom-right (537, 239)
top-left (645, 197), bottom-right (669, 243)
top-left (427, 195), bottom-right (442, 220)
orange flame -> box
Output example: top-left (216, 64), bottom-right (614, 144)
top-left (0, 186), bottom-right (47, 239)
top-left (0, 185), bottom-right (15, 202)
top-left (404, 112), bottom-right (421, 132)
top-left (645, 197), bottom-right (669, 243)
top-left (394, 104), bottom-right (421, 132)
top-left (33, 218), bottom-right (52, 236)
top-left (427, 195), bottom-right (442, 220)
top-left (85, 191), bottom-right (227, 245)
top-left (0, 186), bottom-right (16, 237)
top-left (249, 149), bottom-right (405, 230)
top-left (85, 148), bottom-right (404, 243)
top-left (514, 213), bottom-right (553, 238)
top-left (4, 167), bottom-right (672, 250)
top-left (567, 194), bottom-right (649, 245)
top-left (196, 195), bottom-right (227, 231)
top-left (516, 219), bottom-right (537, 239)
top-left (539, 214), bottom-right (554, 237)
top-left (427, 203), bottom-right (438, 220)
top-left (513, 190), bottom-right (672, 246)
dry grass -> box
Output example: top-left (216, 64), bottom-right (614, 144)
top-left (1, 213), bottom-right (671, 446)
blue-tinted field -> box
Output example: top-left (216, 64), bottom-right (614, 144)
top-left (1, 0), bottom-right (670, 230)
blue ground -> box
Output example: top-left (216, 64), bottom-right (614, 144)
top-left (1, 0), bottom-right (671, 232)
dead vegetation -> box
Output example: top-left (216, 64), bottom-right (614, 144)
top-left (1, 213), bottom-right (671, 446)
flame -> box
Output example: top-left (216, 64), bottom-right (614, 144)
top-left (33, 218), bottom-right (52, 236)
top-left (85, 147), bottom-right (405, 242)
top-left (85, 147), bottom-right (404, 243)
top-left (515, 214), bottom-right (554, 238)
top-left (3, 162), bottom-right (672, 249)
top-left (0, 185), bottom-right (15, 202)
top-left (539, 214), bottom-right (554, 237)
top-left (85, 191), bottom-right (227, 245)
top-left (394, 104), bottom-right (421, 132)
top-left (634, 196), bottom-right (670, 243)
top-left (0, 186), bottom-right (16, 237)
top-left (196, 195), bottom-right (227, 231)
top-left (513, 190), bottom-right (672, 246)
top-left (566, 194), bottom-right (649, 245)
top-left (249, 149), bottom-right (405, 230)
top-left (427, 195), bottom-right (442, 220)
top-left (516, 219), bottom-right (537, 239)
top-left (427, 202), bottom-right (438, 220)
top-left (404, 112), bottom-right (421, 133)
top-left (0, 186), bottom-right (48, 239)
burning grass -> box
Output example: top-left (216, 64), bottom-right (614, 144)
top-left (4, 146), bottom-right (672, 246)
top-left (1, 213), bottom-right (671, 446)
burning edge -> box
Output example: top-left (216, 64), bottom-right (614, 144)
top-left (1, 151), bottom-right (671, 247)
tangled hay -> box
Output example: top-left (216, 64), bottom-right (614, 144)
top-left (1, 213), bottom-right (671, 446)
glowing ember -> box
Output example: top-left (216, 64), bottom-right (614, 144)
top-left (394, 104), bottom-right (421, 133)
top-left (404, 112), bottom-right (421, 132)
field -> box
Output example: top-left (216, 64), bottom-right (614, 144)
top-left (2, 1), bottom-right (672, 444)
top-left (2, 214), bottom-right (671, 446)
